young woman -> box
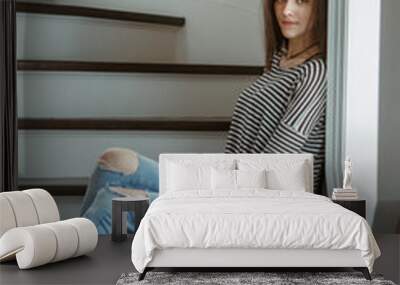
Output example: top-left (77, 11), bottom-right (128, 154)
top-left (225, 0), bottom-right (327, 192)
top-left (81, 0), bottom-right (328, 234)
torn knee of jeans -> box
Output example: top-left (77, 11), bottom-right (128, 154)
top-left (97, 147), bottom-right (139, 175)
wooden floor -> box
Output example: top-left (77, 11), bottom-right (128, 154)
top-left (0, 235), bottom-right (398, 285)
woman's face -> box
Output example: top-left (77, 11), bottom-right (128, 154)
top-left (274, 0), bottom-right (316, 41)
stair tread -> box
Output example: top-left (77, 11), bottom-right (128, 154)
top-left (16, 2), bottom-right (185, 26)
top-left (18, 178), bottom-right (88, 196)
top-left (17, 60), bottom-right (264, 75)
top-left (18, 117), bottom-right (231, 131)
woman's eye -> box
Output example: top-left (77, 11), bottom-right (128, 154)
top-left (275, 0), bottom-right (309, 5)
top-left (296, 0), bottom-right (309, 4)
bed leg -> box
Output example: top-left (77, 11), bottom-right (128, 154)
top-left (138, 268), bottom-right (148, 281)
top-left (354, 267), bottom-right (372, 280)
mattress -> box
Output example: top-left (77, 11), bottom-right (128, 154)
top-left (131, 190), bottom-right (380, 273)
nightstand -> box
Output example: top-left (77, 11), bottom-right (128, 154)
top-left (112, 197), bottom-right (149, 242)
top-left (332, 199), bottom-right (366, 218)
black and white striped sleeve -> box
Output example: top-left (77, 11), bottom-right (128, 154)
top-left (262, 60), bottom-right (327, 153)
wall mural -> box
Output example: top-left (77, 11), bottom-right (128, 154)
top-left (80, 0), bottom-right (329, 235)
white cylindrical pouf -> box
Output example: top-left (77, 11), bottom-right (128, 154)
top-left (24, 189), bottom-right (60, 224)
top-left (0, 195), bottom-right (17, 237)
top-left (0, 226), bottom-right (57, 269)
top-left (42, 221), bottom-right (79, 262)
top-left (64, 218), bottom-right (98, 257)
top-left (1, 192), bottom-right (39, 227)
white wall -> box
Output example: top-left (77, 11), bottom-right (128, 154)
top-left (17, 0), bottom-right (265, 179)
top-left (344, 0), bottom-right (381, 225)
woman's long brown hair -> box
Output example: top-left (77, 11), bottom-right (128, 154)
top-left (264, 0), bottom-right (327, 71)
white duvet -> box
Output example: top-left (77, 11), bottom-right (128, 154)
top-left (131, 190), bottom-right (380, 273)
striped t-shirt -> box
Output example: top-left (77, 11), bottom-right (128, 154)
top-left (224, 48), bottom-right (327, 193)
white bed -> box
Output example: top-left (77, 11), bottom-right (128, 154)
top-left (131, 154), bottom-right (380, 281)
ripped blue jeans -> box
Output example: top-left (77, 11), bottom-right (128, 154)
top-left (80, 149), bottom-right (159, 235)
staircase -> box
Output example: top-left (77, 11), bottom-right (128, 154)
top-left (17, 1), bottom-right (264, 195)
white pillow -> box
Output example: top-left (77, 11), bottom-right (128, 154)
top-left (237, 169), bottom-right (267, 189)
top-left (165, 159), bottom-right (236, 192)
top-left (237, 159), bottom-right (309, 192)
top-left (166, 159), bottom-right (236, 171)
top-left (211, 168), bottom-right (236, 190)
top-left (266, 167), bottom-right (307, 191)
top-left (167, 162), bottom-right (211, 191)
top-left (211, 169), bottom-right (268, 190)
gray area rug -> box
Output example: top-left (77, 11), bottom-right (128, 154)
top-left (116, 272), bottom-right (396, 285)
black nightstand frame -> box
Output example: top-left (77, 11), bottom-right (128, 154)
top-left (332, 199), bottom-right (366, 218)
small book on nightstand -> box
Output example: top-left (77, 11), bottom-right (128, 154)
top-left (332, 188), bottom-right (359, 200)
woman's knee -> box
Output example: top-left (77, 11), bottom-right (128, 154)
top-left (97, 147), bottom-right (139, 175)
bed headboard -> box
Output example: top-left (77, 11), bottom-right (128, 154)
top-left (159, 153), bottom-right (314, 195)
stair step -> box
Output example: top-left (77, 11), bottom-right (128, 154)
top-left (18, 177), bottom-right (88, 196)
top-left (18, 117), bottom-right (231, 131)
top-left (16, 2), bottom-right (185, 27)
top-left (17, 60), bottom-right (264, 75)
